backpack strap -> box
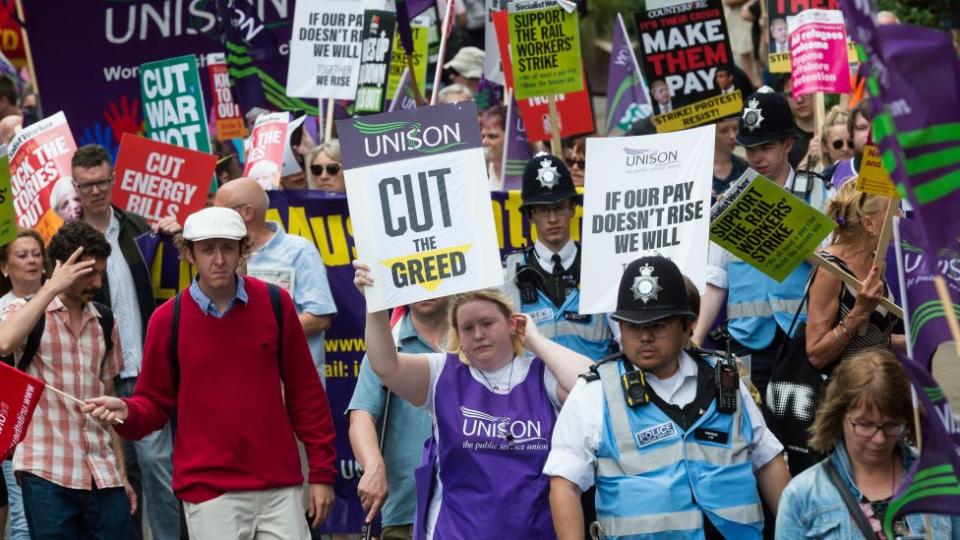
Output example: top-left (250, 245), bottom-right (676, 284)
top-left (14, 314), bottom-right (46, 371)
top-left (92, 302), bottom-right (114, 378)
top-left (822, 458), bottom-right (877, 538)
top-left (266, 283), bottom-right (284, 371)
top-left (171, 291), bottom-right (183, 390)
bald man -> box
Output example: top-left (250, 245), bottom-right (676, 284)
top-left (214, 178), bottom-right (337, 381)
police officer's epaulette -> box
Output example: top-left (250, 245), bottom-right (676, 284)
top-left (581, 351), bottom-right (625, 382)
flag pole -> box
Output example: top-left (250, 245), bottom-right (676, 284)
top-left (547, 95), bottom-right (561, 156)
top-left (872, 196), bottom-right (898, 271)
top-left (406, 56), bottom-right (426, 106)
top-left (430, 0), bottom-right (456, 105)
top-left (500, 89), bottom-right (513, 183)
top-left (324, 99), bottom-right (335, 143)
top-left (46, 385), bottom-right (124, 425)
top-left (933, 276), bottom-right (960, 356)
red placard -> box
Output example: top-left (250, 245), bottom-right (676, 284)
top-left (492, 11), bottom-right (594, 141)
top-left (0, 362), bottom-right (45, 460)
top-left (207, 53), bottom-right (247, 140)
top-left (0, 4), bottom-right (26, 69)
top-left (112, 133), bottom-right (216, 225)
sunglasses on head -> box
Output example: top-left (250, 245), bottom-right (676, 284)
top-left (310, 163), bottom-right (341, 176)
top-left (831, 139), bottom-right (854, 150)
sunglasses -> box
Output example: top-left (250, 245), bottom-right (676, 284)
top-left (310, 163), bottom-right (341, 176)
top-left (831, 139), bottom-right (854, 150)
top-left (565, 159), bottom-right (585, 169)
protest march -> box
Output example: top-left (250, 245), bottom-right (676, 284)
top-left (0, 0), bottom-right (958, 539)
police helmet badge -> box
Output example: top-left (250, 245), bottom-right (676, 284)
top-left (630, 263), bottom-right (662, 304)
top-left (742, 98), bottom-right (764, 132)
top-left (536, 158), bottom-right (559, 189)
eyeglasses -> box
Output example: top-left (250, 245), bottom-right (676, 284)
top-left (73, 177), bottom-right (114, 194)
top-left (565, 159), bottom-right (585, 169)
top-left (529, 203), bottom-right (574, 217)
top-left (847, 417), bottom-right (906, 439)
top-left (831, 139), bottom-right (854, 150)
top-left (624, 318), bottom-right (679, 337)
top-left (310, 163), bottom-right (341, 176)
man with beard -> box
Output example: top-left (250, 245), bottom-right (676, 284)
top-left (0, 221), bottom-right (134, 538)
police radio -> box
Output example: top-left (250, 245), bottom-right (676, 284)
top-left (714, 354), bottom-right (739, 414)
top-left (621, 364), bottom-right (649, 407)
top-left (515, 264), bottom-right (540, 305)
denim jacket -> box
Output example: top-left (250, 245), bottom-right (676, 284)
top-left (776, 440), bottom-right (960, 539)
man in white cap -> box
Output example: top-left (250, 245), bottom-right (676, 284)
top-left (443, 46), bottom-right (485, 94)
top-left (84, 207), bottom-right (337, 539)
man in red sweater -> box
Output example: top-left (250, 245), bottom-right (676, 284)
top-left (84, 206), bottom-right (337, 539)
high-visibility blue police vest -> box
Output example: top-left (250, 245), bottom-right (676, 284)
top-left (593, 355), bottom-right (763, 539)
top-left (502, 250), bottom-right (612, 360)
top-left (725, 171), bottom-right (827, 350)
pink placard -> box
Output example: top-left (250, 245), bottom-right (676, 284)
top-left (788, 9), bottom-right (851, 96)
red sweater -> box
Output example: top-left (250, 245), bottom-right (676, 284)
top-left (116, 277), bottom-right (337, 503)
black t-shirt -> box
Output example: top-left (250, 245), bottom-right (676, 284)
top-left (789, 128), bottom-right (814, 169)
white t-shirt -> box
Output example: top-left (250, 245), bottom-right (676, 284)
top-left (543, 351), bottom-right (784, 492)
top-left (421, 352), bottom-right (560, 539)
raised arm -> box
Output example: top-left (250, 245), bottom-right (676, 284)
top-left (518, 314), bottom-right (592, 402)
top-left (354, 261), bottom-right (432, 407)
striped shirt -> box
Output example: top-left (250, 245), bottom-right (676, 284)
top-left (1, 296), bottom-right (124, 490)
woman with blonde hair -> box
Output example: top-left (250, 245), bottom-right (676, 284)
top-left (776, 350), bottom-right (960, 538)
top-left (353, 260), bottom-right (591, 539)
top-left (306, 140), bottom-right (346, 192)
top-left (805, 182), bottom-right (901, 373)
top-left (820, 106), bottom-right (854, 178)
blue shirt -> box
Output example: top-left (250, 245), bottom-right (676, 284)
top-left (248, 222), bottom-right (337, 380)
top-left (346, 314), bottom-right (435, 527)
top-left (189, 275), bottom-right (248, 318)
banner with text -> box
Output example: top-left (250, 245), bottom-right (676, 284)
top-left (287, 0), bottom-right (365, 100)
top-left (0, 154), bottom-right (15, 247)
top-left (855, 144), bottom-right (896, 197)
top-left (0, 362), bottom-right (45, 461)
top-left (767, 0), bottom-right (839, 73)
top-left (788, 9), bottom-right (850, 96)
top-left (635, 0), bottom-right (740, 132)
top-left (710, 169), bottom-right (836, 281)
top-left (507, 0), bottom-right (584, 100)
top-left (112, 134), bottom-right (215, 225)
top-left (9, 112), bottom-right (77, 241)
top-left (580, 126), bottom-right (714, 314)
top-left (140, 54), bottom-right (211, 154)
top-left (206, 53), bottom-right (247, 141)
top-left (243, 113), bottom-right (289, 190)
top-left (492, 10), bottom-right (594, 141)
top-left (355, 10), bottom-right (397, 115)
top-left (386, 24), bottom-right (429, 101)
top-left (337, 102), bottom-right (504, 311)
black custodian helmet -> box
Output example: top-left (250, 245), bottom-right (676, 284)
top-left (736, 86), bottom-right (798, 148)
top-left (611, 256), bottom-right (695, 325)
top-left (519, 153), bottom-right (581, 210)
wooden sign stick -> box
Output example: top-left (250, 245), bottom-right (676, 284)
top-left (807, 251), bottom-right (903, 319)
top-left (872, 196), bottom-right (898, 272)
top-left (547, 95), bottom-right (562, 156)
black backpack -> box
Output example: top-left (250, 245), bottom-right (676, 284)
top-left (169, 283), bottom-right (283, 388)
top-left (1, 302), bottom-right (115, 376)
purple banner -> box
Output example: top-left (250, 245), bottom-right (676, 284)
top-left (22, 1), bottom-right (308, 159)
top-left (336, 101), bottom-right (482, 168)
top-left (895, 218), bottom-right (960, 367)
top-left (136, 189), bottom-right (575, 532)
top-left (605, 14), bottom-right (650, 134)
top-left (501, 96), bottom-right (532, 190)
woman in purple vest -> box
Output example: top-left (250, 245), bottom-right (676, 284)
top-left (354, 262), bottom-right (593, 539)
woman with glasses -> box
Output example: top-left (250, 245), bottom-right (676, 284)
top-left (306, 140), bottom-right (346, 193)
top-left (563, 136), bottom-right (586, 187)
top-left (805, 182), bottom-right (901, 373)
top-left (819, 106), bottom-right (854, 180)
top-left (776, 350), bottom-right (959, 538)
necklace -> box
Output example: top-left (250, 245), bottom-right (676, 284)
top-left (478, 359), bottom-right (516, 393)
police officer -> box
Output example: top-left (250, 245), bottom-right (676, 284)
top-left (501, 154), bottom-right (614, 360)
top-left (693, 87), bottom-right (829, 398)
top-left (545, 256), bottom-right (790, 539)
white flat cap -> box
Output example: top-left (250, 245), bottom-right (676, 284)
top-left (182, 207), bottom-right (247, 241)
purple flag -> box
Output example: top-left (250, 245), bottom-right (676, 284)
top-left (605, 13), bottom-right (651, 134)
top-left (887, 352), bottom-right (960, 536)
top-left (500, 93), bottom-right (533, 190)
top-left (894, 218), bottom-right (960, 367)
top-left (387, 69), bottom-right (418, 111)
top-left (396, 0), bottom-right (434, 54)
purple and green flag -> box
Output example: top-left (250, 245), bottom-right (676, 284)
top-left (501, 93), bottom-right (533, 190)
top-left (605, 13), bottom-right (651, 134)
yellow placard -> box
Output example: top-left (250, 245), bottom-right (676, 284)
top-left (380, 244), bottom-right (472, 292)
top-left (854, 145), bottom-right (897, 197)
top-left (653, 91), bottom-right (743, 134)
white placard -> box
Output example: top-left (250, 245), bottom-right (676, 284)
top-left (580, 125), bottom-right (715, 314)
top-left (345, 148), bottom-right (504, 311)
top-left (287, 0), bottom-right (365, 100)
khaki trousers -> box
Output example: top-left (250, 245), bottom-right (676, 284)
top-left (183, 485), bottom-right (309, 540)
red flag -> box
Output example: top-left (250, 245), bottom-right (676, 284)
top-left (0, 362), bottom-right (45, 460)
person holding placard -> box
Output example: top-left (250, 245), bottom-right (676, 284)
top-left (546, 256), bottom-right (790, 539)
top-left (352, 261), bottom-right (592, 539)
top-left (502, 155), bottom-right (614, 361)
top-left (694, 87), bottom-right (829, 399)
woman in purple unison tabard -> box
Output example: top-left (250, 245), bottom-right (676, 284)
top-left (354, 262), bottom-right (593, 540)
